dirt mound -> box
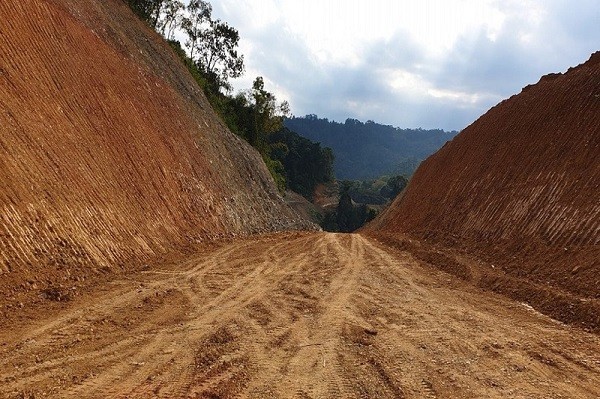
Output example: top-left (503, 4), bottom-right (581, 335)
top-left (367, 52), bottom-right (600, 330)
top-left (0, 0), bottom-right (313, 309)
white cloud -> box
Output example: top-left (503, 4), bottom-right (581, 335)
top-left (206, 0), bottom-right (600, 130)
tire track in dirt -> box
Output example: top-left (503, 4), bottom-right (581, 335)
top-left (1, 232), bottom-right (599, 398)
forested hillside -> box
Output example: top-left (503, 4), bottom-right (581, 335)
top-left (124, 0), bottom-right (334, 196)
top-left (285, 115), bottom-right (458, 179)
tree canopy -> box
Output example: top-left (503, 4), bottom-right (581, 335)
top-left (124, 1), bottom-right (334, 198)
top-left (269, 128), bottom-right (334, 200)
top-left (285, 115), bottom-right (458, 180)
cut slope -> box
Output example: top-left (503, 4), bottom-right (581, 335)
top-left (367, 52), bottom-right (600, 329)
top-left (0, 0), bottom-right (312, 301)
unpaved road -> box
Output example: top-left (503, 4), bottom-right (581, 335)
top-left (1, 232), bottom-right (599, 398)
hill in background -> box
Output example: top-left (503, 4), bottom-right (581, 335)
top-left (285, 115), bottom-right (458, 180)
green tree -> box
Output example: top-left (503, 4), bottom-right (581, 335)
top-left (127, 0), bottom-right (328, 196)
top-left (157, 0), bottom-right (184, 39)
top-left (181, 0), bottom-right (212, 60)
top-left (269, 128), bottom-right (334, 199)
top-left (320, 182), bottom-right (379, 233)
top-left (181, 1), bottom-right (244, 93)
top-left (380, 175), bottom-right (408, 199)
top-left (336, 183), bottom-right (355, 232)
top-left (248, 77), bottom-right (288, 149)
top-left (127, 0), bottom-right (164, 27)
top-left (195, 20), bottom-right (244, 93)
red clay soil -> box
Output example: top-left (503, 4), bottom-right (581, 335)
top-left (0, 0), bottom-right (313, 316)
top-left (366, 52), bottom-right (600, 332)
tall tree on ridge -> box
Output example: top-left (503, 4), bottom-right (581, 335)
top-left (195, 19), bottom-right (244, 93)
top-left (158, 0), bottom-right (185, 40)
top-left (249, 77), bottom-right (289, 150)
top-left (181, 0), bottom-right (212, 61)
top-left (181, 0), bottom-right (244, 93)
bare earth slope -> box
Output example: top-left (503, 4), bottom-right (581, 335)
top-left (367, 52), bottom-right (600, 330)
top-left (0, 0), bottom-right (312, 309)
top-left (1, 233), bottom-right (599, 398)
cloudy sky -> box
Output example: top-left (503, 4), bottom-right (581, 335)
top-left (209, 0), bottom-right (599, 131)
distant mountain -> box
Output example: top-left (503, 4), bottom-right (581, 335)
top-left (285, 115), bottom-right (458, 180)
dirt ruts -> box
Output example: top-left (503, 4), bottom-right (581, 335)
top-left (0, 0), bottom-right (313, 312)
top-left (1, 232), bottom-right (598, 398)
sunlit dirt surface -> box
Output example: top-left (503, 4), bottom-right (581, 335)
top-left (1, 232), bottom-right (598, 398)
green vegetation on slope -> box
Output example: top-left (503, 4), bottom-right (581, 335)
top-left (344, 175), bottom-right (408, 205)
top-left (320, 183), bottom-right (378, 233)
top-left (319, 176), bottom-right (407, 233)
top-left (125, 0), bottom-right (334, 195)
top-left (269, 128), bottom-right (334, 200)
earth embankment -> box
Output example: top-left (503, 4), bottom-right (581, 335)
top-left (366, 52), bottom-right (600, 330)
top-left (0, 0), bottom-right (312, 311)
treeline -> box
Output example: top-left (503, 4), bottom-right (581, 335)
top-left (285, 115), bottom-right (458, 180)
top-left (125, 0), bottom-right (333, 196)
top-left (344, 175), bottom-right (408, 205)
top-left (320, 176), bottom-right (407, 232)
top-left (320, 183), bottom-right (378, 233)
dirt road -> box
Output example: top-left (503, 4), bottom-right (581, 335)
top-left (1, 232), bottom-right (599, 398)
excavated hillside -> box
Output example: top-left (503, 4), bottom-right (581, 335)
top-left (367, 52), bottom-right (600, 331)
top-left (1, 5), bottom-right (599, 394)
top-left (0, 0), bottom-right (313, 311)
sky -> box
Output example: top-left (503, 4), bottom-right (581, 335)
top-left (208, 0), bottom-right (600, 131)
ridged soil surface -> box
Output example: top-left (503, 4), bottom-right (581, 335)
top-left (367, 52), bottom-right (600, 330)
top-left (0, 0), bottom-right (313, 307)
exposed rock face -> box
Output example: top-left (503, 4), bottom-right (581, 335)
top-left (369, 53), bottom-right (599, 310)
top-left (0, 0), bottom-right (313, 292)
